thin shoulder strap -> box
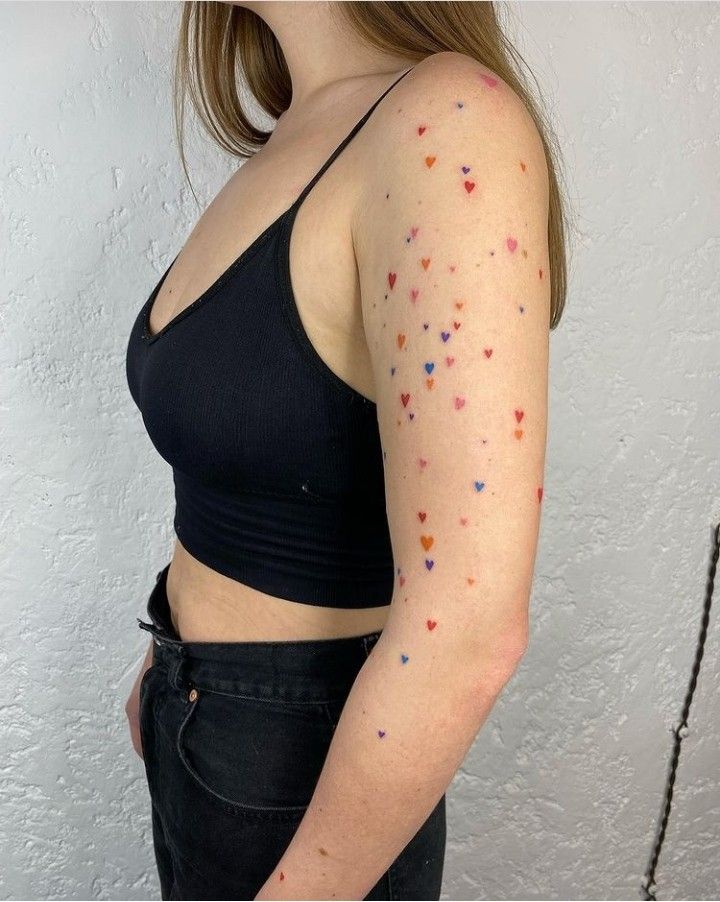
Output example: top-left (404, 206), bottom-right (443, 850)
top-left (292, 66), bottom-right (415, 209)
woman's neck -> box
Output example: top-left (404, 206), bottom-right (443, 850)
top-left (239, 1), bottom-right (413, 109)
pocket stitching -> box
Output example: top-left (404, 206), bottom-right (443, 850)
top-left (189, 681), bottom-right (338, 710)
top-left (175, 695), bottom-right (314, 821)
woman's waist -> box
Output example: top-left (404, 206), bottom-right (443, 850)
top-left (139, 557), bottom-right (385, 701)
top-left (166, 539), bottom-right (390, 642)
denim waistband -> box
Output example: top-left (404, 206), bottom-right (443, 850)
top-left (137, 563), bottom-right (383, 704)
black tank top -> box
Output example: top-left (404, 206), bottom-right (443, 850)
top-left (125, 67), bottom-right (414, 608)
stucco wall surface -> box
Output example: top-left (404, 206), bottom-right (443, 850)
top-left (1, 3), bottom-right (718, 900)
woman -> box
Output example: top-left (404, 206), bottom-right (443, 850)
top-left (124, 2), bottom-right (567, 899)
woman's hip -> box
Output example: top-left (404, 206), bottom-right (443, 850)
top-left (135, 565), bottom-right (445, 900)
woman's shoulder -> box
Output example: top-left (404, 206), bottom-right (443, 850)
top-left (388, 50), bottom-right (526, 119)
top-left (361, 51), bottom-right (546, 191)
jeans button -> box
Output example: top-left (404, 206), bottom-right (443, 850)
top-left (188, 688), bottom-right (198, 703)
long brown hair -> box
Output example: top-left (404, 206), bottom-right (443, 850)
top-left (175, 2), bottom-right (569, 328)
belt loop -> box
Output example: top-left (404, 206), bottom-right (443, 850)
top-left (363, 632), bottom-right (381, 658)
top-left (168, 646), bottom-right (187, 691)
top-left (137, 617), bottom-right (160, 639)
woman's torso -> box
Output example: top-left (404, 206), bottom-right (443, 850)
top-left (131, 72), bottom-right (408, 642)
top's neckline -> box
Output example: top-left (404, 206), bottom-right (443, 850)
top-left (142, 213), bottom-right (286, 343)
top-left (141, 65), bottom-right (415, 345)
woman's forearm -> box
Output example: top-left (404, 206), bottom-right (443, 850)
top-left (254, 616), bottom-right (523, 900)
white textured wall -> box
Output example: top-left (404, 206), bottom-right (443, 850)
top-left (1, 3), bottom-right (718, 900)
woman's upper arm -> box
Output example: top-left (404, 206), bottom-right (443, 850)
top-left (355, 54), bottom-right (551, 662)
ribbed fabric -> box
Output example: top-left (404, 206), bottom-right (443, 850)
top-left (125, 67), bottom-right (414, 608)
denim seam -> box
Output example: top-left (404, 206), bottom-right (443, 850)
top-left (181, 681), bottom-right (339, 708)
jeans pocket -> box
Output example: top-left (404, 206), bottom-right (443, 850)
top-left (174, 687), bottom-right (336, 819)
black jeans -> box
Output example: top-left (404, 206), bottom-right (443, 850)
top-left (137, 564), bottom-right (446, 900)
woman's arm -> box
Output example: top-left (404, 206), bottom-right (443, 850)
top-left (255, 52), bottom-right (550, 901)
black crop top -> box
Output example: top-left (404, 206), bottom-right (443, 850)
top-left (125, 67), bottom-right (414, 608)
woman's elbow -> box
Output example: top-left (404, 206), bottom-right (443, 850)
top-left (463, 615), bottom-right (529, 688)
